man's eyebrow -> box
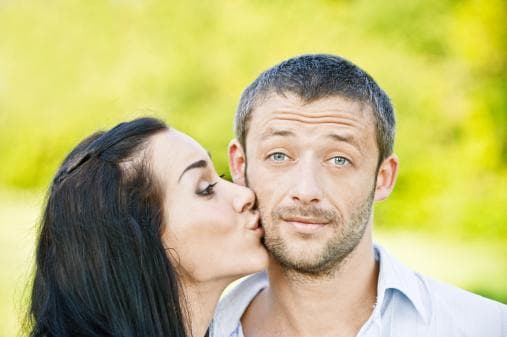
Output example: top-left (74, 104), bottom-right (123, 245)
top-left (178, 159), bottom-right (208, 182)
top-left (260, 128), bottom-right (296, 140)
top-left (326, 133), bottom-right (360, 147)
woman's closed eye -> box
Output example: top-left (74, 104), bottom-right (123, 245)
top-left (197, 182), bottom-right (218, 196)
top-left (196, 174), bottom-right (225, 197)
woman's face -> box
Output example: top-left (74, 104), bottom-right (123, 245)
top-left (150, 129), bottom-right (268, 283)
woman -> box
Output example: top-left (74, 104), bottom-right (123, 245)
top-left (27, 117), bottom-right (268, 337)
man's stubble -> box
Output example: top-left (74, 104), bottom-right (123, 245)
top-left (259, 191), bottom-right (374, 280)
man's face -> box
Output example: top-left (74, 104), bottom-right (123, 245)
top-left (237, 93), bottom-right (383, 276)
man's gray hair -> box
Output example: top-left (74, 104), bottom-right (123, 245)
top-left (234, 54), bottom-right (396, 164)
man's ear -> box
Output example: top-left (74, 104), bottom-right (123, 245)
top-left (228, 139), bottom-right (247, 186)
top-left (374, 154), bottom-right (399, 202)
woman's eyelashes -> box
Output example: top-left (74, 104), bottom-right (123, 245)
top-left (196, 181), bottom-right (218, 196)
top-left (196, 173), bottom-right (225, 197)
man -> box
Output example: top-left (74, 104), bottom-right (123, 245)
top-left (210, 54), bottom-right (507, 337)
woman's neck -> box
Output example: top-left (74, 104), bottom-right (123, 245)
top-left (180, 277), bottom-right (232, 337)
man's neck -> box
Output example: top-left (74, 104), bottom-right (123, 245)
top-left (242, 232), bottom-right (379, 337)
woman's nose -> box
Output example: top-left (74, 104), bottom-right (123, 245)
top-left (233, 184), bottom-right (256, 213)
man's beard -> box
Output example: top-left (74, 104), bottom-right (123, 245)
top-left (261, 192), bottom-right (374, 278)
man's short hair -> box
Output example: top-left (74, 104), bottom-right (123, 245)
top-left (234, 54), bottom-right (396, 163)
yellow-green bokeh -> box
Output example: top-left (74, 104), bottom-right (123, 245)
top-left (1, 1), bottom-right (506, 336)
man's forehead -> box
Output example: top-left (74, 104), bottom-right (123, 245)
top-left (246, 95), bottom-right (373, 139)
top-left (250, 93), bottom-right (373, 126)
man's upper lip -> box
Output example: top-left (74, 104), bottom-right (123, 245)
top-left (284, 217), bottom-right (328, 225)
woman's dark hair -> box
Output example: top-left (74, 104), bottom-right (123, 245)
top-left (26, 117), bottom-right (188, 337)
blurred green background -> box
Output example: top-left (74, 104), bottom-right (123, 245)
top-left (1, 0), bottom-right (506, 336)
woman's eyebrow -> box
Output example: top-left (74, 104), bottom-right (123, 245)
top-left (178, 159), bottom-right (208, 182)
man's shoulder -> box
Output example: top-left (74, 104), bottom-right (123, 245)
top-left (418, 274), bottom-right (507, 335)
top-left (377, 245), bottom-right (507, 335)
top-left (378, 244), bottom-right (504, 309)
top-left (211, 272), bottom-right (268, 337)
top-left (422, 274), bottom-right (507, 315)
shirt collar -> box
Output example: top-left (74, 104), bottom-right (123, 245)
top-left (374, 244), bottom-right (431, 324)
top-left (212, 244), bottom-right (431, 337)
top-left (212, 271), bottom-right (268, 337)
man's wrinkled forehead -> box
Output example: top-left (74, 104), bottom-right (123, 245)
top-left (245, 93), bottom-right (374, 140)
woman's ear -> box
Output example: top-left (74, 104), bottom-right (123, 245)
top-left (228, 139), bottom-right (247, 186)
top-left (374, 154), bottom-right (399, 202)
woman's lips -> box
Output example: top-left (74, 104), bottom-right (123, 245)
top-left (246, 213), bottom-right (261, 230)
top-left (247, 214), bottom-right (265, 236)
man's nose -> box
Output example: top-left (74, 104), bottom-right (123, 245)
top-left (289, 161), bottom-right (323, 205)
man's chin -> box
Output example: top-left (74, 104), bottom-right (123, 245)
top-left (272, 232), bottom-right (334, 253)
top-left (271, 251), bottom-right (339, 276)
top-left (264, 231), bottom-right (356, 276)
top-left (266, 241), bottom-right (332, 271)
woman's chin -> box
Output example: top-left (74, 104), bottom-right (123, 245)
top-left (199, 251), bottom-right (269, 284)
top-left (231, 249), bottom-right (270, 278)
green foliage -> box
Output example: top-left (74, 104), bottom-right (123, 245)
top-left (2, 0), bottom-right (505, 238)
top-left (1, 2), bottom-right (505, 215)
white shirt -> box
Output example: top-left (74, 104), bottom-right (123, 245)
top-left (210, 245), bottom-right (507, 337)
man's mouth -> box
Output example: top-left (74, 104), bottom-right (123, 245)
top-left (282, 216), bottom-right (329, 234)
top-left (284, 216), bottom-right (328, 225)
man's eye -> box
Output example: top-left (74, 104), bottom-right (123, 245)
top-left (269, 152), bottom-right (289, 161)
top-left (197, 182), bottom-right (217, 196)
top-left (330, 156), bottom-right (349, 166)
